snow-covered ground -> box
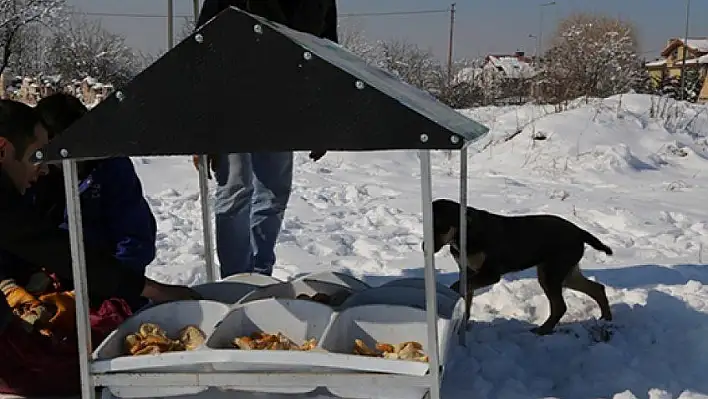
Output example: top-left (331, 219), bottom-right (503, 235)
top-left (133, 94), bottom-right (708, 399)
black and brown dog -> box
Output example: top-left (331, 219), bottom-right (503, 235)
top-left (429, 198), bottom-right (614, 335)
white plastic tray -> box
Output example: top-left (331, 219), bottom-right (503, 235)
top-left (378, 277), bottom-right (460, 300)
top-left (236, 279), bottom-right (355, 307)
top-left (191, 281), bottom-right (259, 305)
top-left (92, 300), bottom-right (230, 398)
top-left (90, 279), bottom-right (462, 398)
top-left (294, 270), bottom-right (371, 292)
top-left (220, 273), bottom-right (281, 286)
top-left (206, 298), bottom-right (336, 394)
top-left (339, 286), bottom-right (458, 319)
top-left (322, 304), bottom-right (457, 399)
top-left (101, 388), bottom-right (339, 399)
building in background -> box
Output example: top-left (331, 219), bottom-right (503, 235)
top-left (645, 37), bottom-right (708, 102)
top-left (0, 73), bottom-right (114, 105)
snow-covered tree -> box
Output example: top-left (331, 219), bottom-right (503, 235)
top-left (475, 65), bottom-right (505, 105)
top-left (655, 69), bottom-right (704, 103)
top-left (336, 30), bottom-right (495, 108)
top-left (539, 13), bottom-right (644, 103)
top-left (436, 58), bottom-right (485, 108)
top-left (338, 22), bottom-right (379, 63)
top-left (369, 39), bottom-right (441, 94)
top-left (0, 0), bottom-right (65, 75)
top-left (47, 15), bottom-right (141, 88)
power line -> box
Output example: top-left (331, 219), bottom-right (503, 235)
top-left (73, 11), bottom-right (189, 18)
top-left (340, 9), bottom-right (449, 18)
top-left (72, 9), bottom-right (450, 19)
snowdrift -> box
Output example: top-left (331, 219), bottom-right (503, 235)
top-left (459, 94), bottom-right (708, 178)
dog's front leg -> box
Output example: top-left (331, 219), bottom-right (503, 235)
top-left (466, 268), bottom-right (501, 291)
top-left (451, 268), bottom-right (501, 324)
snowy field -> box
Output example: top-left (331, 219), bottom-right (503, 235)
top-left (133, 94), bottom-right (708, 399)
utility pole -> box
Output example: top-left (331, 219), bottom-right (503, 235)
top-left (446, 3), bottom-right (456, 83)
top-left (679, 0), bottom-right (691, 100)
top-left (193, 0), bottom-right (200, 22)
top-left (538, 1), bottom-right (556, 63)
top-left (529, 34), bottom-right (539, 64)
top-left (167, 0), bottom-right (175, 50)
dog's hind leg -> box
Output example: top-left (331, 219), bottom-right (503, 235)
top-left (533, 263), bottom-right (568, 335)
top-left (563, 264), bottom-right (612, 321)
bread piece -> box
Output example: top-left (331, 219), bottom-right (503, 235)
top-left (133, 345), bottom-right (163, 356)
top-left (353, 339), bottom-right (378, 356)
top-left (178, 325), bottom-right (206, 350)
top-left (375, 342), bottom-right (395, 353)
top-left (138, 323), bottom-right (168, 340)
top-left (232, 336), bottom-right (255, 350)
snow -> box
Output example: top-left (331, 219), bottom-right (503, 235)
top-left (484, 55), bottom-right (536, 79)
top-left (455, 65), bottom-right (483, 83)
top-left (82, 76), bottom-right (98, 86)
top-left (684, 39), bottom-right (708, 53)
top-left (646, 59), bottom-right (667, 67)
top-left (126, 93), bottom-right (708, 399)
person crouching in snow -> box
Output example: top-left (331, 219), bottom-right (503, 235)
top-left (0, 99), bottom-right (201, 396)
top-left (33, 92), bottom-right (158, 312)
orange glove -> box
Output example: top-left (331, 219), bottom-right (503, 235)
top-left (1, 279), bottom-right (53, 328)
top-left (39, 291), bottom-right (77, 336)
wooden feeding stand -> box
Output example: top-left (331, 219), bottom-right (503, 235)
top-left (34, 7), bottom-right (489, 399)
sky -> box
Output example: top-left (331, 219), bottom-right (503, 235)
top-left (66, 0), bottom-right (705, 62)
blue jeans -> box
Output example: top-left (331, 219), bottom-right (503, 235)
top-left (214, 152), bottom-right (293, 277)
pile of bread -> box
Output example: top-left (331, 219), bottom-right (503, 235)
top-left (352, 339), bottom-right (428, 362)
top-left (124, 323), bottom-right (206, 356)
top-left (232, 331), bottom-right (318, 351)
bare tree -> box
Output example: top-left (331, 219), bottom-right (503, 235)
top-left (435, 58), bottom-right (486, 108)
top-left (321, 27), bottom-right (491, 109)
top-left (370, 39), bottom-right (441, 93)
top-left (539, 13), bottom-right (644, 103)
top-left (47, 15), bottom-right (140, 88)
top-left (176, 16), bottom-right (195, 44)
top-left (0, 0), bottom-right (65, 75)
top-left (9, 24), bottom-right (52, 76)
top-left (338, 21), bottom-right (379, 62)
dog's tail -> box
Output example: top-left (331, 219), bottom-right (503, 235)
top-left (582, 230), bottom-right (613, 256)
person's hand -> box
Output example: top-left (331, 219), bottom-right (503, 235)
top-left (141, 279), bottom-right (203, 304)
top-left (38, 291), bottom-right (76, 334)
top-left (192, 155), bottom-right (219, 180)
top-left (1, 279), bottom-right (42, 310)
top-left (309, 150), bottom-right (326, 162)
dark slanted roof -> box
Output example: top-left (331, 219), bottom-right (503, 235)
top-left (37, 7), bottom-right (488, 163)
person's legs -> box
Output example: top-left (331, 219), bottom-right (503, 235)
top-left (250, 152), bottom-right (293, 275)
top-left (214, 153), bottom-right (255, 278)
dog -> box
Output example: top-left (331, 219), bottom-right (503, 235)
top-left (428, 198), bottom-right (613, 335)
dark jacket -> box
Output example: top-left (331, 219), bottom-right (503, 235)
top-left (196, 0), bottom-right (338, 43)
top-left (30, 158), bottom-right (158, 275)
top-left (0, 173), bottom-right (145, 307)
top-left (0, 294), bottom-right (10, 333)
